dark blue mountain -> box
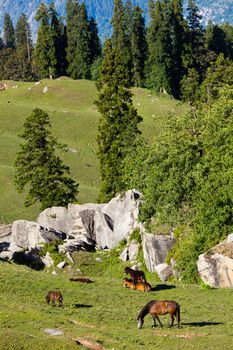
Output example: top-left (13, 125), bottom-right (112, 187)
top-left (0, 0), bottom-right (232, 42)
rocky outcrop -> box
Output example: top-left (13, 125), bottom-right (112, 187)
top-left (58, 189), bottom-right (142, 252)
top-left (197, 239), bottom-right (233, 288)
top-left (37, 206), bottom-right (73, 234)
top-left (119, 240), bottom-right (140, 261)
top-left (142, 232), bottom-right (175, 272)
top-left (154, 263), bottom-right (174, 282)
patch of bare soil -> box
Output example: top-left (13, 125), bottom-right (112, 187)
top-left (75, 338), bottom-right (108, 350)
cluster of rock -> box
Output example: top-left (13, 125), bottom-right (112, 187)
top-left (1, 188), bottom-right (233, 287)
top-left (0, 190), bottom-right (176, 279)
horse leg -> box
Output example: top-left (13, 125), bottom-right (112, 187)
top-left (155, 315), bottom-right (163, 328)
top-left (169, 314), bottom-right (175, 327)
top-left (133, 278), bottom-right (136, 290)
top-left (152, 316), bottom-right (157, 327)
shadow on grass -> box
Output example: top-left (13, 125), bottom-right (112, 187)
top-left (151, 284), bottom-right (176, 291)
top-left (73, 303), bottom-right (93, 308)
top-left (0, 257), bottom-right (11, 264)
top-left (182, 321), bottom-right (223, 327)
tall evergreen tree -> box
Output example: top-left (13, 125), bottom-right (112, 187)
top-left (66, 0), bottom-right (79, 78)
top-left (15, 14), bottom-right (34, 80)
top-left (33, 3), bottom-right (57, 78)
top-left (96, 40), bottom-right (142, 202)
top-left (14, 108), bottom-right (79, 210)
top-left (89, 16), bottom-right (101, 64)
top-left (3, 13), bottom-right (15, 49)
top-left (74, 2), bottom-right (91, 79)
top-left (131, 6), bottom-right (147, 87)
top-left (66, 1), bottom-right (91, 79)
top-left (111, 0), bottom-right (132, 83)
top-left (146, 0), bottom-right (185, 97)
top-left (50, 2), bottom-right (67, 76)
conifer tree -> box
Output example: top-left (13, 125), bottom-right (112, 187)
top-left (96, 40), bottom-right (142, 202)
top-left (131, 6), bottom-right (147, 87)
top-left (15, 14), bottom-right (33, 80)
top-left (14, 108), bottom-right (79, 210)
top-left (50, 2), bottom-right (67, 76)
top-left (89, 17), bottom-right (101, 64)
top-left (33, 3), bottom-right (57, 78)
top-left (66, 0), bottom-right (79, 78)
top-left (3, 13), bottom-right (15, 49)
top-left (74, 2), bottom-right (91, 79)
top-left (111, 0), bottom-right (132, 83)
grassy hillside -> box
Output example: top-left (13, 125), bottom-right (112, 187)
top-left (0, 253), bottom-right (233, 350)
top-left (0, 78), bottom-right (186, 223)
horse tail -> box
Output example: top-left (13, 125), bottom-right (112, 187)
top-left (176, 303), bottom-right (181, 326)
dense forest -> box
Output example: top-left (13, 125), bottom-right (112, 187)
top-left (1, 0), bottom-right (233, 282)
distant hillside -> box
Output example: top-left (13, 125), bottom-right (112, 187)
top-left (0, 79), bottom-right (187, 223)
top-left (0, 0), bottom-right (232, 41)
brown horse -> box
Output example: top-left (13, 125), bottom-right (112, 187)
top-left (70, 277), bottom-right (93, 283)
top-left (123, 278), bottom-right (152, 292)
top-left (46, 291), bottom-right (63, 307)
top-left (137, 300), bottom-right (180, 329)
top-left (125, 266), bottom-right (146, 284)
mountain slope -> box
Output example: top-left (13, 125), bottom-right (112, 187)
top-left (0, 0), bottom-right (232, 41)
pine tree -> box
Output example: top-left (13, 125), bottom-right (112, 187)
top-left (14, 108), bottom-right (79, 210)
top-left (66, 1), bottom-right (91, 79)
top-left (95, 40), bottom-right (142, 202)
top-left (50, 2), bottom-right (67, 76)
top-left (66, 0), bottom-right (79, 78)
top-left (3, 13), bottom-right (15, 49)
top-left (33, 3), bottom-right (57, 78)
top-left (89, 17), bottom-right (101, 64)
top-left (131, 6), bottom-right (147, 87)
top-left (15, 13), bottom-right (34, 80)
top-left (111, 0), bottom-right (132, 82)
top-left (74, 2), bottom-right (91, 79)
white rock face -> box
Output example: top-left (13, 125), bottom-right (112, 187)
top-left (119, 241), bottom-right (140, 261)
top-left (154, 263), bottom-right (173, 282)
top-left (37, 207), bottom-right (73, 234)
top-left (142, 232), bottom-right (176, 272)
top-left (11, 220), bottom-right (47, 249)
top-left (59, 189), bottom-right (142, 252)
top-left (197, 247), bottom-right (233, 288)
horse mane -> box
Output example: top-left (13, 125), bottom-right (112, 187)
top-left (138, 300), bottom-right (156, 319)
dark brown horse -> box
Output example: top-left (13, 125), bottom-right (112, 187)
top-left (46, 291), bottom-right (63, 307)
top-left (123, 278), bottom-right (152, 292)
top-left (137, 300), bottom-right (180, 329)
top-left (70, 277), bottom-right (93, 283)
top-left (124, 266), bottom-right (146, 286)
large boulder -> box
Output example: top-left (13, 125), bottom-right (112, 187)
top-left (59, 189), bottom-right (142, 252)
top-left (37, 206), bottom-right (73, 234)
top-left (154, 263), bottom-right (173, 282)
top-left (197, 240), bottom-right (233, 288)
top-left (142, 232), bottom-right (176, 272)
top-left (11, 220), bottom-right (66, 250)
top-left (102, 189), bottom-right (141, 245)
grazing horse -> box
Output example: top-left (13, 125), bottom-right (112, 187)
top-left (137, 300), bottom-right (180, 329)
top-left (46, 291), bottom-right (63, 307)
top-left (70, 277), bottom-right (93, 283)
top-left (124, 267), bottom-right (146, 289)
top-left (123, 278), bottom-right (152, 292)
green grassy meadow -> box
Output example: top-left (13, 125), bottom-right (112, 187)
top-left (1, 252), bottom-right (233, 350)
top-left (0, 78), bottom-right (186, 223)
